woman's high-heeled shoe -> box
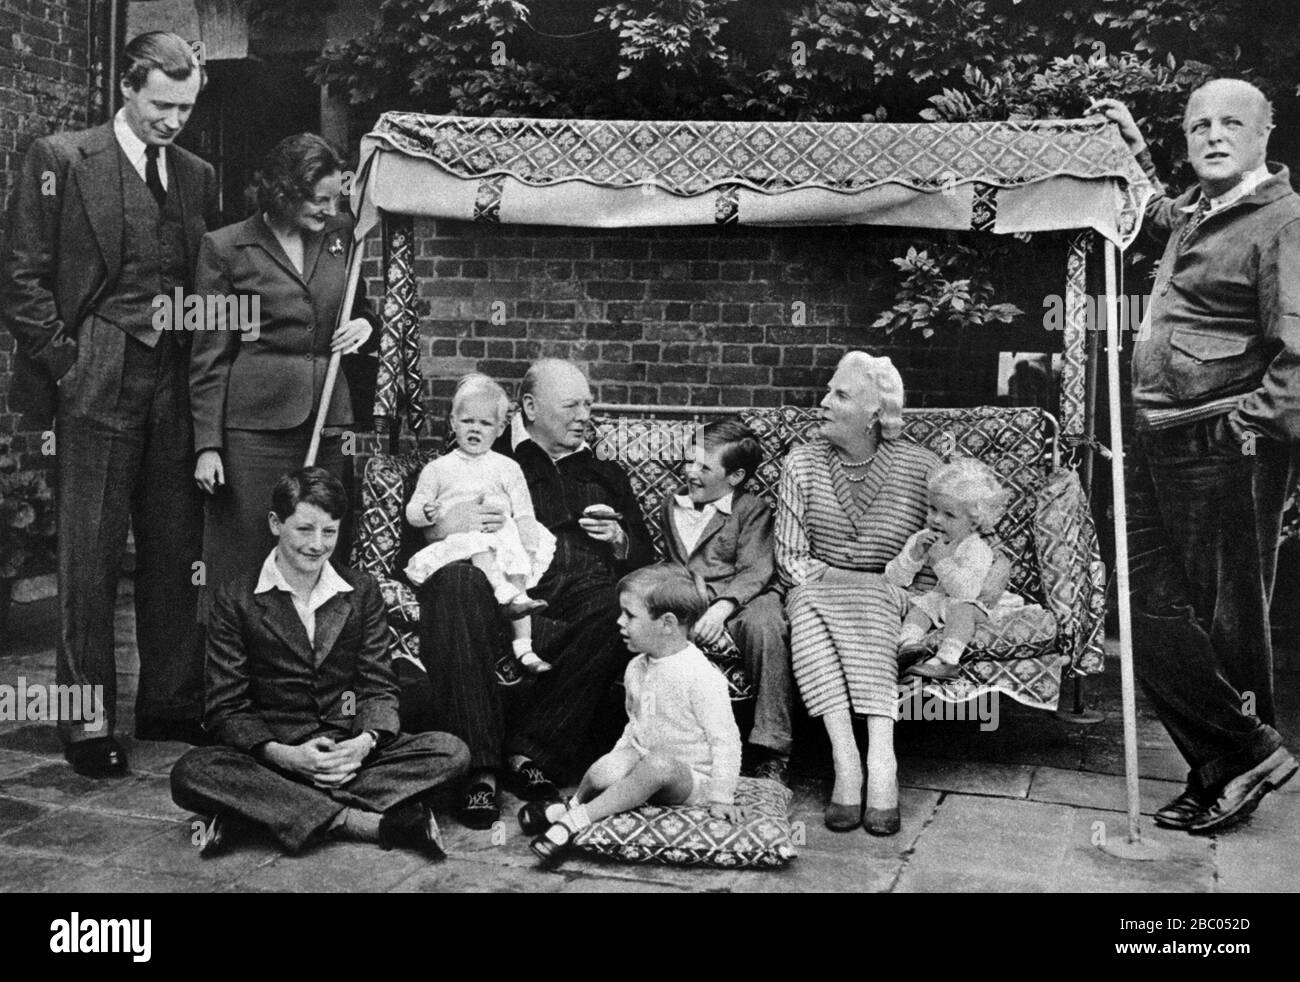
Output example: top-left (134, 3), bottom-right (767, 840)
top-left (863, 805), bottom-right (901, 836)
top-left (824, 799), bottom-right (864, 832)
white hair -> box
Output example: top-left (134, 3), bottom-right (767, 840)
top-left (837, 351), bottom-right (904, 439)
top-left (929, 456), bottom-right (1010, 533)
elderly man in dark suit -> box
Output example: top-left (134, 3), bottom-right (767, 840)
top-left (170, 468), bottom-right (468, 857)
top-left (659, 418), bottom-right (792, 785)
top-left (408, 359), bottom-right (655, 829)
top-left (0, 32), bottom-right (219, 777)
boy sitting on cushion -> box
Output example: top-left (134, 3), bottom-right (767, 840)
top-left (660, 418), bottom-right (793, 785)
top-left (521, 563), bottom-right (743, 861)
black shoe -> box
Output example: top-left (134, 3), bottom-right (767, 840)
top-left (530, 822), bottom-right (574, 863)
top-left (379, 801), bottom-right (446, 860)
top-left (135, 717), bottom-right (210, 746)
top-left (1187, 747), bottom-right (1299, 835)
top-left (752, 755), bottom-right (790, 788)
top-left (503, 758), bottom-right (560, 801)
top-left (458, 781), bottom-right (500, 830)
top-left (863, 806), bottom-right (901, 836)
top-left (65, 737), bottom-right (129, 779)
top-left (196, 814), bottom-right (228, 858)
top-left (1153, 787), bottom-right (1210, 830)
top-left (518, 799), bottom-right (565, 836)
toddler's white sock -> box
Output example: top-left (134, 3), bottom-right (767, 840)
top-left (559, 804), bottom-right (592, 833)
top-left (898, 623), bottom-right (926, 647)
top-left (936, 638), bottom-right (966, 665)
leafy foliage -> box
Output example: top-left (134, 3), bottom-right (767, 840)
top-left (0, 446), bottom-right (56, 580)
top-left (307, 0), bottom-right (1299, 334)
top-left (871, 244), bottom-right (1022, 339)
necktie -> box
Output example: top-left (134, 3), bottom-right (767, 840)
top-left (144, 145), bottom-right (166, 209)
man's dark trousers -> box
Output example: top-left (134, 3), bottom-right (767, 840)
top-left (56, 317), bottom-right (204, 742)
top-left (1127, 414), bottom-right (1295, 793)
top-left (171, 731), bottom-right (469, 853)
top-left (413, 561), bottom-right (629, 776)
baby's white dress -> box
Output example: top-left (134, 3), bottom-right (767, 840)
top-left (403, 449), bottom-right (556, 589)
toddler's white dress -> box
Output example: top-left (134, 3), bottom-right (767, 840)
top-left (404, 449), bottom-right (555, 589)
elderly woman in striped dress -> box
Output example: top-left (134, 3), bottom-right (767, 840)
top-left (775, 352), bottom-right (939, 836)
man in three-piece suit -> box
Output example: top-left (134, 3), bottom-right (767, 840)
top-left (170, 468), bottom-right (468, 857)
top-left (660, 419), bottom-right (793, 785)
top-left (0, 32), bottom-right (218, 776)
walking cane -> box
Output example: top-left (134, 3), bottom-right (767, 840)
top-left (304, 243), bottom-right (365, 467)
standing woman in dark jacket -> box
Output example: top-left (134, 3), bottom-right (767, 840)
top-left (190, 133), bottom-right (374, 615)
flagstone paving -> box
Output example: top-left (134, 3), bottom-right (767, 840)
top-left (1, 584), bottom-right (1296, 892)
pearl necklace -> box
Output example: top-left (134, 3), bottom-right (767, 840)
top-left (836, 449), bottom-right (877, 483)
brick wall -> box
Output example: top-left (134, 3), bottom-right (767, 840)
top-left (401, 219), bottom-right (1071, 446)
top-left (0, 0), bottom-right (92, 471)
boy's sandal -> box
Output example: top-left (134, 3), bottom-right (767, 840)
top-left (518, 799), bottom-right (565, 836)
top-left (905, 658), bottom-right (962, 681)
top-left (530, 822), bottom-right (573, 862)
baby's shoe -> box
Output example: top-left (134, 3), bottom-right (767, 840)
top-left (517, 650), bottom-right (553, 675)
top-left (505, 596), bottom-right (548, 620)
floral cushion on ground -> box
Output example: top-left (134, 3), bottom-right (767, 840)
top-left (571, 775), bottom-right (796, 869)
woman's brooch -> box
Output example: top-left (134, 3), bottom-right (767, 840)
top-left (328, 236), bottom-right (345, 256)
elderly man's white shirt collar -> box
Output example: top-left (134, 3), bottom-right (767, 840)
top-left (254, 549), bottom-right (352, 601)
top-left (672, 491), bottom-right (734, 514)
top-left (113, 110), bottom-right (168, 189)
top-left (1185, 162), bottom-right (1272, 215)
top-left (510, 411), bottom-right (588, 460)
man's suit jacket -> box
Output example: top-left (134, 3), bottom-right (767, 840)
top-left (659, 489), bottom-right (779, 608)
top-left (189, 213), bottom-right (374, 453)
top-left (0, 122), bottom-right (219, 425)
top-left (203, 563), bottom-right (402, 753)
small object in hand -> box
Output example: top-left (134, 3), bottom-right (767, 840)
top-left (582, 504), bottom-right (623, 521)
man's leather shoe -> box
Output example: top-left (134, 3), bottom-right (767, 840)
top-left (196, 814), bottom-right (228, 858)
top-left (752, 756), bottom-right (790, 788)
top-left (458, 781), bottom-right (500, 830)
top-left (1187, 747), bottom-right (1299, 835)
top-left (65, 737), bottom-right (129, 778)
top-left (1153, 787), bottom-right (1210, 830)
top-left (503, 758), bottom-right (560, 801)
top-left (379, 801), bottom-right (446, 860)
top-left (135, 717), bottom-right (210, 746)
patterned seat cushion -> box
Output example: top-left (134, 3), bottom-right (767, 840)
top-left (571, 776), bottom-right (796, 869)
top-left (917, 602), bottom-right (1058, 662)
top-left (355, 404), bottom-right (1104, 710)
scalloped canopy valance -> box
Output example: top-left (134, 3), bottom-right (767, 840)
top-left (353, 112), bottom-right (1151, 247)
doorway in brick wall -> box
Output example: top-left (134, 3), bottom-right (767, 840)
top-left (175, 54), bottom-right (321, 226)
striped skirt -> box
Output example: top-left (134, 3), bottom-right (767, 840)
top-left (788, 573), bottom-right (908, 720)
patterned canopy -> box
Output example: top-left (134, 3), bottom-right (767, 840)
top-left (351, 112), bottom-right (1150, 439)
top-left (354, 112), bottom-right (1150, 246)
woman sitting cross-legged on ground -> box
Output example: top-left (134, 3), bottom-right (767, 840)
top-left (520, 563), bottom-right (743, 861)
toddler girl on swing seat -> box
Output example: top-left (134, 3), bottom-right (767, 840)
top-left (405, 373), bottom-right (556, 674)
top-left (519, 563), bottom-right (743, 862)
top-left (885, 456), bottom-right (1021, 681)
